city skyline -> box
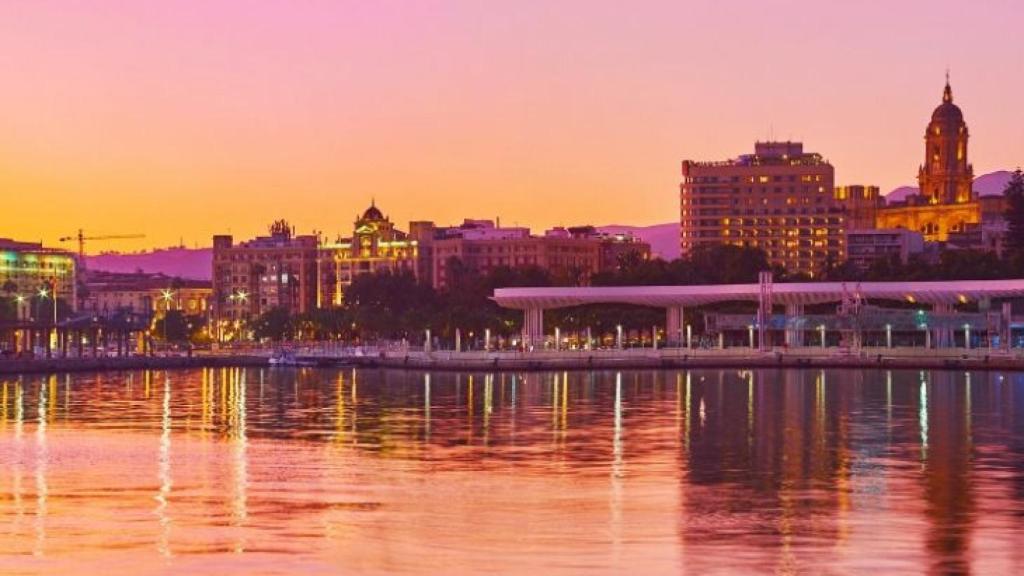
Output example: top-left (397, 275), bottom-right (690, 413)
top-left (3, 1), bottom-right (1023, 252)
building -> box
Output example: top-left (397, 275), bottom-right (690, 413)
top-left (845, 229), bottom-right (925, 271)
top-left (80, 271), bottom-right (211, 320)
top-left (0, 238), bottom-right (77, 318)
top-left (418, 220), bottom-right (624, 290)
top-left (680, 141), bottom-right (843, 277)
top-left (875, 79), bottom-right (988, 242)
top-left (564, 226), bottom-right (652, 271)
top-left (835, 185), bottom-right (883, 230)
top-left (317, 203), bottom-right (419, 307)
top-left (212, 221), bottom-right (318, 324)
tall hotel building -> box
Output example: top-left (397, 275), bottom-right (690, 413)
top-left (680, 141), bottom-right (843, 277)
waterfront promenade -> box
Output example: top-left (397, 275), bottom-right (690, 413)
top-left (356, 345), bottom-right (1024, 372)
top-left (6, 343), bottom-right (1024, 375)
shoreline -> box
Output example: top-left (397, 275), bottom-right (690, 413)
top-left (351, 348), bottom-right (1024, 372)
top-left (0, 355), bottom-right (269, 376)
top-left (3, 347), bottom-right (1024, 375)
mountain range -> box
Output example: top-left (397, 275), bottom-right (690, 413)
top-left (885, 170), bottom-right (1013, 203)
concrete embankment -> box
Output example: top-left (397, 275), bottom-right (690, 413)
top-left (0, 355), bottom-right (268, 375)
top-left (349, 349), bottom-right (1024, 372)
top-left (5, 349), bottom-right (1024, 375)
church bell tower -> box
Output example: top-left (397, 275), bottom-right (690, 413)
top-left (918, 77), bottom-right (973, 205)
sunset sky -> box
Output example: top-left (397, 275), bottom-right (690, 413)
top-left (2, 0), bottom-right (1022, 252)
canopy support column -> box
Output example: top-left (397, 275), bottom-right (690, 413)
top-left (785, 303), bottom-right (805, 347)
top-left (666, 306), bottom-right (684, 348)
top-left (522, 307), bottom-right (543, 351)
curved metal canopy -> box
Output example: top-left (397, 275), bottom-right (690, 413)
top-left (492, 279), bottom-right (1024, 310)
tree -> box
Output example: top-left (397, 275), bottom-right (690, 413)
top-left (252, 307), bottom-right (295, 342)
top-left (154, 310), bottom-right (191, 342)
top-left (1003, 168), bottom-right (1024, 254)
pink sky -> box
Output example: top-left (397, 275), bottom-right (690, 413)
top-left (1, 0), bottom-right (1022, 251)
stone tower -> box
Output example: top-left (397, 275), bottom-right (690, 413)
top-left (918, 78), bottom-right (973, 205)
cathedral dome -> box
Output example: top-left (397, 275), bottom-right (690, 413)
top-left (931, 81), bottom-right (963, 123)
top-left (361, 201), bottom-right (384, 221)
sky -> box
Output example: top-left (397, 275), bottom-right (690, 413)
top-left (1, 0), bottom-right (1022, 253)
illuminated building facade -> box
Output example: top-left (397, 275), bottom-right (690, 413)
top-left (0, 238), bottom-right (77, 317)
top-left (680, 141), bottom-right (843, 277)
top-left (81, 271), bottom-right (210, 320)
top-left (875, 80), bottom-right (989, 242)
top-left (416, 220), bottom-right (649, 290)
top-left (212, 221), bottom-right (318, 323)
top-left (834, 185), bottom-right (883, 230)
top-left (317, 203), bottom-right (419, 307)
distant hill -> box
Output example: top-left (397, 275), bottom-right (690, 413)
top-left (885, 170), bottom-right (1013, 202)
top-left (598, 223), bottom-right (680, 260)
top-left (86, 247), bottom-right (212, 280)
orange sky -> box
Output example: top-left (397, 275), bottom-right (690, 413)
top-left (2, 0), bottom-right (1022, 252)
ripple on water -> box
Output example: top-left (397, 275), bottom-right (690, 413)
top-left (0, 367), bottom-right (1023, 574)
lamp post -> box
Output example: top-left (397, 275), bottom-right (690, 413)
top-left (616, 325), bottom-right (623, 350)
top-left (964, 324), bottom-right (971, 349)
top-left (885, 323), bottom-right (892, 349)
top-left (36, 287), bottom-right (48, 322)
top-left (819, 324), bottom-right (826, 349)
top-left (748, 324), bottom-right (755, 349)
top-left (160, 289), bottom-right (175, 344)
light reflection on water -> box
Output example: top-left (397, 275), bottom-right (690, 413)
top-left (0, 368), bottom-right (1023, 574)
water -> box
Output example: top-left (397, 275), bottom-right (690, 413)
top-left (0, 368), bottom-right (1023, 574)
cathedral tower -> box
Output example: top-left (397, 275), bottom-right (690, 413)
top-left (918, 78), bottom-right (973, 204)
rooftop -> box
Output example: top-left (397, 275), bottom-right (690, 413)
top-left (683, 141), bottom-right (830, 169)
top-left (493, 279), bottom-right (1024, 309)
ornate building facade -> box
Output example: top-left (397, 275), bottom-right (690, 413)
top-left (317, 203), bottom-right (419, 307)
top-left (875, 80), bottom-right (983, 241)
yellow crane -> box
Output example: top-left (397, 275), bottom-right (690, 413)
top-left (59, 229), bottom-right (146, 261)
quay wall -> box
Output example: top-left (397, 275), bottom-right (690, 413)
top-left (6, 348), bottom-right (1024, 375)
top-left (0, 355), bottom-right (269, 376)
top-left (349, 348), bottom-right (1024, 372)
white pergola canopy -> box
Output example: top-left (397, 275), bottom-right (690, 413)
top-left (492, 279), bottom-right (1024, 310)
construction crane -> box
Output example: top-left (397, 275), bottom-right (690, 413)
top-left (59, 229), bottom-right (146, 261)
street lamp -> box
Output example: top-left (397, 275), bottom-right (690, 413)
top-left (35, 288), bottom-right (49, 323)
top-left (160, 289), bottom-right (176, 343)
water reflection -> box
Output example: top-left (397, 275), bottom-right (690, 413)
top-left (0, 368), bottom-right (1021, 574)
